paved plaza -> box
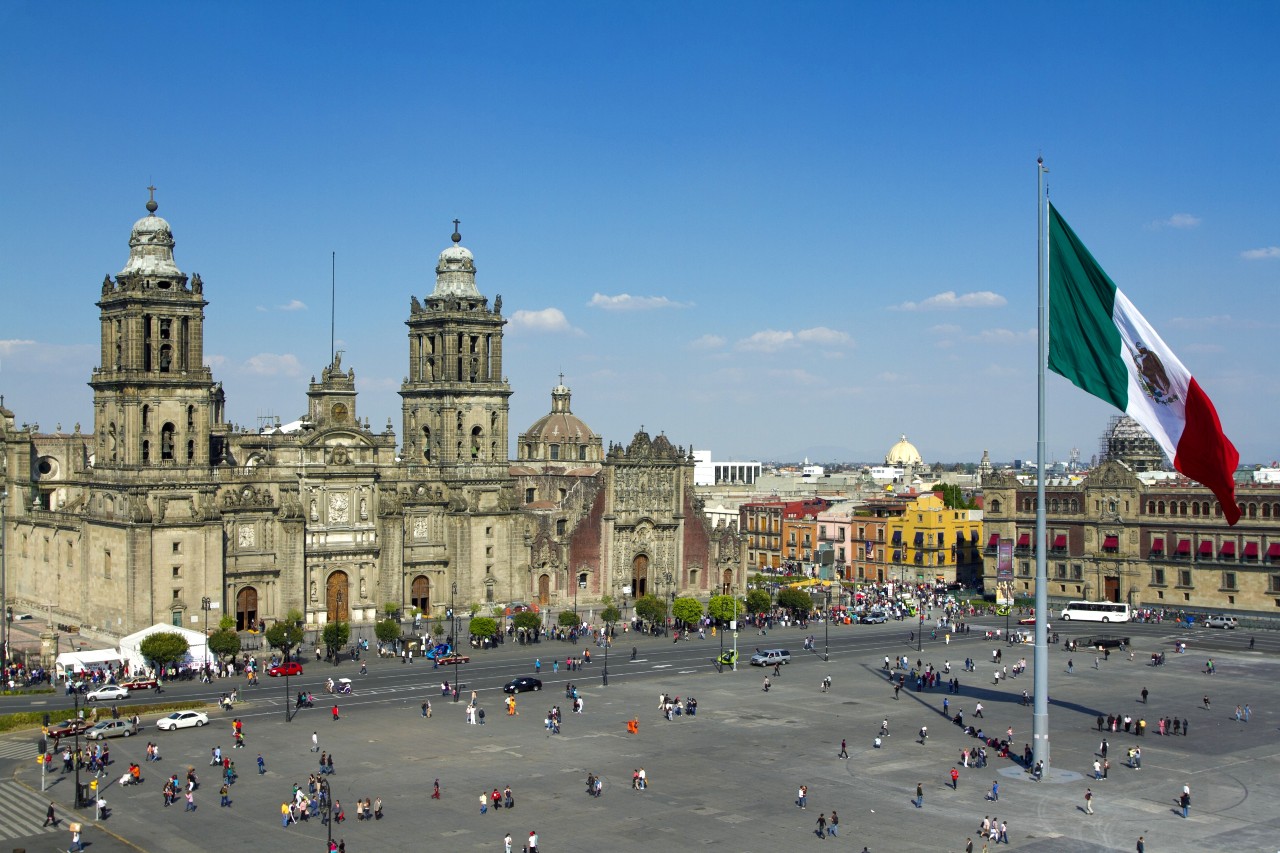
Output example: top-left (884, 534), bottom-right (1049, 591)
top-left (3, 621), bottom-right (1278, 852)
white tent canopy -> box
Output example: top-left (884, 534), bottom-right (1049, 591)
top-left (54, 649), bottom-right (125, 678)
top-left (118, 623), bottom-right (212, 674)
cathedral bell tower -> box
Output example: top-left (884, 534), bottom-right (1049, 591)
top-left (400, 223), bottom-right (511, 477)
top-left (89, 191), bottom-right (219, 468)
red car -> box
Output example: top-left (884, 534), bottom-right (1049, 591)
top-left (119, 678), bottom-right (158, 691)
top-left (47, 719), bottom-right (89, 739)
top-left (268, 662), bottom-right (304, 677)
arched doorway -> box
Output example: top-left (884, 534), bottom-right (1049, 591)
top-left (538, 573), bottom-right (551, 605)
top-left (410, 575), bottom-right (430, 614)
top-left (236, 586), bottom-right (258, 631)
top-left (326, 570), bottom-right (350, 622)
top-left (722, 568), bottom-right (733, 596)
top-left (631, 554), bottom-right (649, 598)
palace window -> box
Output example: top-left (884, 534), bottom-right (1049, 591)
top-left (1221, 572), bottom-right (1238, 591)
top-left (1178, 570), bottom-right (1193, 588)
top-left (1151, 567), bottom-right (1165, 586)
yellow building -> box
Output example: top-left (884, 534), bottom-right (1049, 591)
top-left (885, 494), bottom-right (983, 588)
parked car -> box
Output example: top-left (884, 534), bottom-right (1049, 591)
top-left (268, 662), bottom-right (304, 677)
top-left (85, 719), bottom-right (138, 739)
top-left (748, 649), bottom-right (792, 667)
top-left (85, 685), bottom-right (129, 702)
top-left (425, 643), bottom-right (453, 660)
top-left (1205, 615), bottom-right (1238, 630)
top-left (859, 612), bottom-right (888, 624)
top-left (502, 677), bottom-right (542, 694)
top-left (156, 711), bottom-right (209, 731)
top-left (47, 719), bottom-right (89, 739)
top-left (1081, 635), bottom-right (1130, 650)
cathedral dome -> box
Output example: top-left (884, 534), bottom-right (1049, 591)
top-left (120, 195), bottom-right (181, 278)
top-left (431, 222), bottom-right (482, 299)
top-left (885, 434), bottom-right (923, 466)
top-left (523, 382), bottom-right (595, 444)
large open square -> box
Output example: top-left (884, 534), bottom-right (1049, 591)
top-left (4, 619), bottom-right (1277, 852)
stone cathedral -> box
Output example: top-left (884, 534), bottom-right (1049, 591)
top-left (0, 198), bottom-right (744, 642)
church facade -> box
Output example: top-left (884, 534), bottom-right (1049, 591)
top-left (0, 199), bottom-right (744, 643)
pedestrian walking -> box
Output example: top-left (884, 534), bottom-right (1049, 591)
top-left (951, 767), bottom-right (960, 789)
top-left (1093, 760), bottom-right (1102, 780)
top-left (312, 732), bottom-right (319, 752)
top-left (990, 780), bottom-right (999, 801)
top-left (829, 810), bottom-right (839, 837)
top-left (1179, 789), bottom-right (1190, 818)
top-left (796, 784), bottom-right (807, 809)
top-left (1100, 738), bottom-right (1108, 759)
top-left (1244, 704), bottom-right (1251, 722)
top-left (332, 704), bottom-right (340, 721)
top-left (919, 725), bottom-right (928, 744)
top-left (1203, 694), bottom-right (1210, 710)
top-left (1140, 687), bottom-right (1148, 704)
top-left (43, 801), bottom-right (56, 827)
top-left (1137, 836), bottom-right (1145, 853)
top-left (815, 813), bottom-right (827, 838)
top-left (1103, 758), bottom-right (1109, 779)
top-left (1084, 788), bottom-right (1094, 815)
top-left (915, 781), bottom-right (924, 808)
top-left (838, 738), bottom-right (848, 759)
top-left (185, 789), bottom-right (196, 812)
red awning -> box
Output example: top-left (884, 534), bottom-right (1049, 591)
top-left (987, 534), bottom-right (999, 547)
top-left (1053, 534), bottom-right (1067, 549)
top-left (1268, 543), bottom-right (1280, 559)
top-left (1243, 542), bottom-right (1259, 557)
top-left (1017, 533), bottom-right (1030, 547)
top-left (1150, 537), bottom-right (1164, 553)
top-left (1198, 540), bottom-right (1213, 555)
top-left (1220, 541), bottom-right (1236, 556)
top-left (1103, 535), bottom-right (1119, 549)
top-left (1176, 540), bottom-right (1191, 554)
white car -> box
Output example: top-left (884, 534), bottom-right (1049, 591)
top-left (85, 685), bottom-right (129, 702)
top-left (156, 710), bottom-right (208, 731)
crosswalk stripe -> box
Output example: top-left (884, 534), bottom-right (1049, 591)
top-left (0, 740), bottom-right (36, 759)
top-left (0, 780), bottom-right (61, 840)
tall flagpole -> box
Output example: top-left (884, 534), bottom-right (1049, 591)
top-left (1033, 156), bottom-right (1051, 770)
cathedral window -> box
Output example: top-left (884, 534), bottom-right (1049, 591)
top-left (159, 343), bottom-right (173, 373)
top-left (422, 427), bottom-right (432, 462)
top-left (187, 405), bottom-right (195, 430)
top-left (142, 405), bottom-right (150, 431)
top-left (471, 426), bottom-right (483, 460)
top-left (103, 549), bottom-right (111, 579)
top-left (142, 440), bottom-right (150, 463)
top-left (549, 444), bottom-right (560, 461)
top-left (187, 440), bottom-right (195, 462)
top-left (556, 519), bottom-right (566, 536)
top-left (526, 488), bottom-right (536, 503)
top-left (579, 446), bottom-right (587, 461)
top-left (161, 423), bottom-right (176, 461)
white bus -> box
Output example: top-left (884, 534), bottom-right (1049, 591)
top-left (1059, 601), bottom-right (1131, 623)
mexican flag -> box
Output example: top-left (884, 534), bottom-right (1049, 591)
top-left (1047, 203), bottom-right (1240, 525)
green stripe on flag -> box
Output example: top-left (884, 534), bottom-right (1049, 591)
top-left (1048, 204), bottom-right (1128, 411)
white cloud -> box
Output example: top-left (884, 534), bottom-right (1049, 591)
top-left (796, 327), bottom-right (851, 346)
top-left (242, 353), bottom-right (303, 377)
top-left (508, 308), bottom-right (584, 335)
top-left (588, 293), bottom-right (688, 311)
top-left (891, 290), bottom-right (1007, 311)
top-left (973, 328), bottom-right (1035, 344)
top-left (0, 339), bottom-right (38, 355)
top-left (278, 299), bottom-right (308, 311)
top-left (204, 354), bottom-right (228, 369)
top-left (1241, 246), bottom-right (1280, 260)
top-left (0, 339), bottom-right (95, 371)
top-left (689, 334), bottom-right (726, 350)
top-left (1150, 213), bottom-right (1201, 230)
top-left (735, 327), bottom-right (851, 353)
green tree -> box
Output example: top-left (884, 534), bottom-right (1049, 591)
top-left (432, 619), bottom-right (445, 638)
top-left (512, 611), bottom-right (542, 632)
top-left (558, 610), bottom-right (580, 629)
top-left (745, 589), bottom-right (771, 614)
top-left (265, 610), bottom-right (305, 658)
top-left (708, 594), bottom-right (742, 623)
top-left (469, 616), bottom-right (498, 639)
top-left (383, 602), bottom-right (400, 618)
top-left (633, 594), bottom-right (667, 624)
top-left (322, 621), bottom-right (351, 659)
top-left (775, 586), bottom-right (814, 614)
top-left (600, 605), bottom-right (622, 624)
top-left (207, 628), bottom-right (241, 662)
top-left (931, 482), bottom-right (974, 510)
top-left (672, 596), bottom-right (703, 625)
top-left (468, 602), bottom-right (482, 618)
top-left (218, 614), bottom-right (236, 632)
top-left (138, 632), bottom-right (190, 671)
top-left (374, 618), bottom-right (401, 645)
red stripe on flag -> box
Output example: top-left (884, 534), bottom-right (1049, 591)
top-left (1173, 377), bottom-right (1241, 526)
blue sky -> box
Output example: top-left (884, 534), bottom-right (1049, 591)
top-left (1, 3), bottom-right (1277, 465)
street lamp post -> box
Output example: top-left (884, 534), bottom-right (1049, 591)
top-left (283, 631), bottom-right (295, 723)
top-left (450, 582), bottom-right (459, 702)
top-left (72, 688), bottom-right (83, 808)
top-left (1, 487), bottom-right (8, 664)
top-left (823, 586), bottom-right (831, 662)
top-left (200, 597), bottom-right (212, 678)
top-left (321, 777), bottom-right (332, 849)
top-left (668, 590), bottom-right (676, 638)
top-left (602, 617), bottom-right (610, 686)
